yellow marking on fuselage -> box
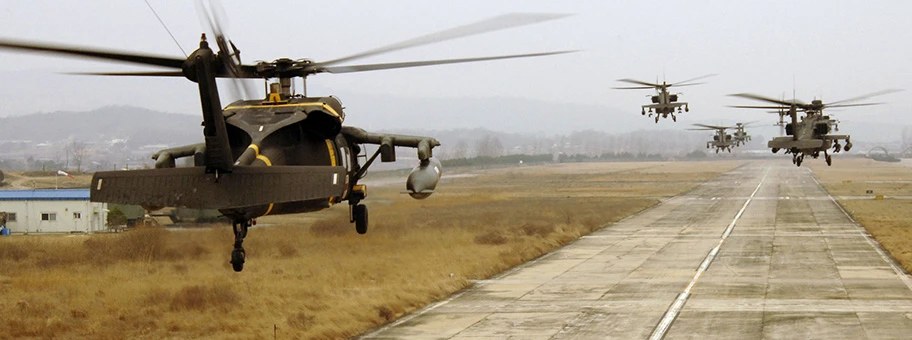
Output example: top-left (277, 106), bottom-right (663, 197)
top-left (247, 144), bottom-right (272, 166)
top-left (248, 144), bottom-right (275, 214)
top-left (326, 139), bottom-right (337, 206)
top-left (325, 139), bottom-right (337, 166)
top-left (225, 102), bottom-right (341, 118)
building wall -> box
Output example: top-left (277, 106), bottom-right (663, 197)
top-left (0, 200), bottom-right (107, 233)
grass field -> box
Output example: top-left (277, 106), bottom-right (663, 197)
top-left (0, 161), bottom-right (742, 339)
top-left (810, 158), bottom-right (912, 273)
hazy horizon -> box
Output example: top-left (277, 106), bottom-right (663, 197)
top-left (0, 1), bottom-right (909, 136)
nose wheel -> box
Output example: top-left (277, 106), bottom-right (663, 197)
top-left (230, 219), bottom-right (250, 272)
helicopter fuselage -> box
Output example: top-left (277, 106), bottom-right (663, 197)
top-left (767, 112), bottom-right (851, 166)
top-left (91, 95), bottom-right (443, 222)
top-left (641, 88), bottom-right (689, 122)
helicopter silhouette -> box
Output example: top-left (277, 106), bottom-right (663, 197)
top-left (729, 89), bottom-right (901, 166)
top-left (731, 121), bottom-right (757, 146)
top-left (688, 123), bottom-right (738, 153)
top-left (614, 74), bottom-right (715, 123)
top-left (0, 12), bottom-right (574, 271)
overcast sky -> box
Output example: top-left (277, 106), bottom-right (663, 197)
top-left (0, 1), bottom-right (909, 131)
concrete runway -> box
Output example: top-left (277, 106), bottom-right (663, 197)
top-left (358, 161), bottom-right (912, 339)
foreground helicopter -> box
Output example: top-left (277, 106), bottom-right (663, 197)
top-left (688, 124), bottom-right (737, 153)
top-left (729, 90), bottom-right (901, 166)
top-left (0, 13), bottom-right (573, 271)
top-left (613, 74), bottom-right (715, 123)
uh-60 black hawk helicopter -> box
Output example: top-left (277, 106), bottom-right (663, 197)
top-left (0, 13), bottom-right (574, 271)
top-left (729, 89), bottom-right (902, 166)
top-left (613, 74), bottom-right (715, 123)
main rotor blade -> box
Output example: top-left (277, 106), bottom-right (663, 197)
top-left (315, 13), bottom-right (570, 68)
top-left (827, 89), bottom-right (902, 106)
top-left (0, 38), bottom-right (185, 69)
top-left (729, 93), bottom-right (805, 107)
top-left (738, 121), bottom-right (760, 127)
top-left (612, 86), bottom-right (655, 90)
top-left (825, 103), bottom-right (884, 109)
top-left (729, 105), bottom-right (790, 109)
top-left (67, 71), bottom-right (185, 77)
top-left (672, 74), bottom-right (716, 86)
top-left (671, 82), bottom-right (705, 88)
top-left (317, 50), bottom-right (576, 74)
top-left (616, 78), bottom-right (660, 87)
top-left (692, 123), bottom-right (732, 130)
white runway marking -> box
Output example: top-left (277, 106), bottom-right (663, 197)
top-left (810, 172), bottom-right (912, 292)
top-left (649, 167), bottom-right (769, 340)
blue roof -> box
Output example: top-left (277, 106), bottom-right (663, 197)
top-left (0, 189), bottom-right (90, 201)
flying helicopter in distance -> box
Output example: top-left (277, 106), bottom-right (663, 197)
top-left (731, 121), bottom-right (757, 146)
top-left (0, 10), bottom-right (575, 272)
top-left (687, 123), bottom-right (738, 153)
top-left (729, 89), bottom-right (902, 166)
top-left (613, 74), bottom-right (716, 123)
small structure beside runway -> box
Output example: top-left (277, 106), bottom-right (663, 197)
top-left (0, 189), bottom-right (108, 234)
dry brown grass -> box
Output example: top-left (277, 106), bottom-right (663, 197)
top-left (0, 161), bottom-right (738, 339)
top-left (810, 159), bottom-right (912, 273)
top-left (4, 171), bottom-right (93, 189)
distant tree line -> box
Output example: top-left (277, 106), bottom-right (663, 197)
top-left (441, 154), bottom-right (552, 167)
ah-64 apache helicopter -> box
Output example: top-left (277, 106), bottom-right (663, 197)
top-left (613, 74), bottom-right (715, 123)
top-left (687, 123), bottom-right (739, 153)
top-left (731, 121), bottom-right (757, 146)
top-left (729, 89), bottom-right (901, 166)
top-left (0, 13), bottom-right (573, 271)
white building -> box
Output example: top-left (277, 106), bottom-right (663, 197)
top-left (0, 189), bottom-right (108, 233)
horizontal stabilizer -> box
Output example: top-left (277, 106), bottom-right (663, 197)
top-left (91, 166), bottom-right (346, 209)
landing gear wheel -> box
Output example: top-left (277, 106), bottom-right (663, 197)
top-left (672, 115), bottom-right (677, 122)
top-left (231, 249), bottom-right (246, 272)
top-left (826, 154), bottom-right (832, 166)
top-left (796, 156), bottom-right (803, 167)
top-left (655, 116), bottom-right (660, 123)
top-left (353, 204), bottom-right (368, 234)
top-left (230, 219), bottom-right (250, 272)
top-left (641, 109), bottom-right (646, 115)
